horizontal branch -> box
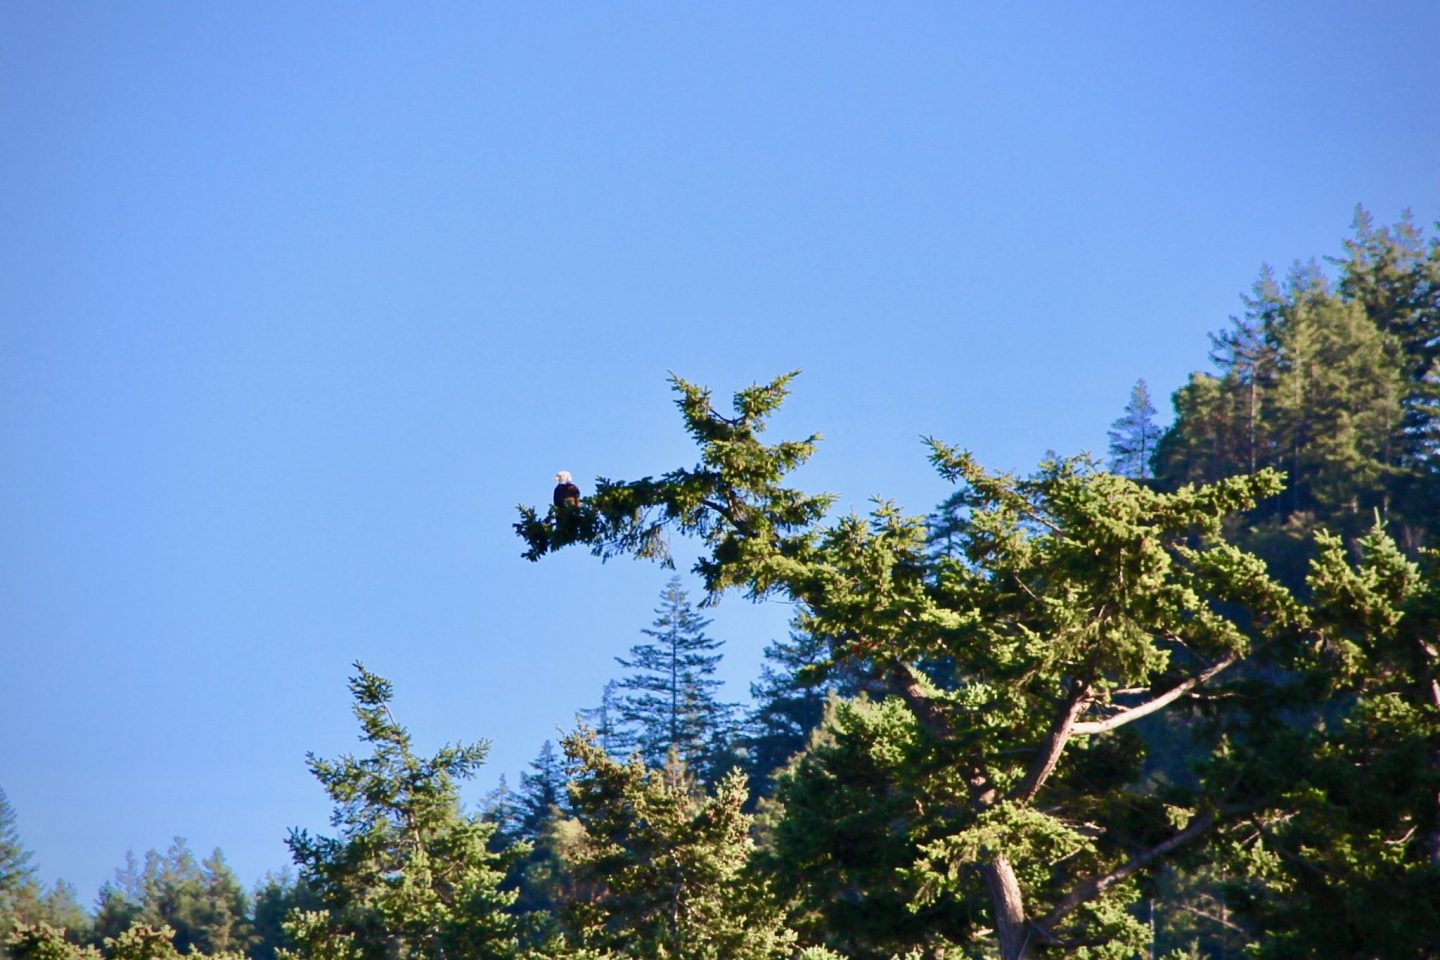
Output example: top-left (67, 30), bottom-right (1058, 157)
top-left (1071, 655), bottom-right (1238, 735)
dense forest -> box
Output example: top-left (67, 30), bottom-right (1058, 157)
top-left (4, 207), bottom-right (1438, 959)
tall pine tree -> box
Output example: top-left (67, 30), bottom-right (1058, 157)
top-left (614, 577), bottom-right (736, 782)
top-left (1107, 379), bottom-right (1162, 480)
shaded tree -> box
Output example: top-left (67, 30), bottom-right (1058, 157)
top-left (1107, 379), bottom-right (1162, 480)
top-left (741, 626), bottom-right (862, 795)
top-left (613, 577), bottom-right (737, 783)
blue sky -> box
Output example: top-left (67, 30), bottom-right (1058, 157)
top-left (3, 2), bottom-right (1438, 904)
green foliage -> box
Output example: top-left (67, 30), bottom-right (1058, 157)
top-left (1156, 209), bottom-right (1440, 565)
top-left (514, 372), bottom-right (835, 600)
top-left (5, 921), bottom-right (250, 960)
top-left (765, 697), bottom-right (970, 960)
top-left (612, 577), bottom-right (738, 782)
top-left (285, 664), bottom-right (519, 960)
top-left (1216, 525), bottom-right (1440, 959)
top-left (5, 923), bottom-right (100, 960)
top-left (0, 792), bottom-right (95, 952)
top-left (516, 374), bottom-right (1302, 959)
top-left (555, 732), bottom-right (794, 960)
top-left (249, 872), bottom-right (313, 960)
top-left (741, 625), bottom-right (863, 795)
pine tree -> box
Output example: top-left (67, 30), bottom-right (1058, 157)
top-left (478, 776), bottom-right (524, 851)
top-left (516, 741), bottom-right (568, 840)
top-left (742, 626), bottom-right (862, 794)
top-left (1155, 210), bottom-right (1440, 558)
top-left (249, 872), bottom-right (313, 960)
top-left (0, 788), bottom-right (39, 942)
top-left (556, 731), bottom-right (795, 960)
top-left (577, 681), bottom-right (625, 759)
top-left (1218, 524), bottom-right (1440, 958)
top-left (765, 697), bottom-right (971, 960)
top-left (614, 577), bottom-right (737, 782)
top-left (284, 664), bottom-right (519, 960)
top-left (1107, 379), bottom-right (1162, 479)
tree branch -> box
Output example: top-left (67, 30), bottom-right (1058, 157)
top-left (888, 662), bottom-right (952, 740)
top-left (1011, 680), bottom-right (1092, 803)
top-left (1037, 811), bottom-right (1218, 928)
top-left (886, 662), bottom-right (997, 808)
top-left (1071, 655), bottom-right (1238, 736)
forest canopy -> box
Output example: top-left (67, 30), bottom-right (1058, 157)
top-left (6, 208), bottom-right (1439, 960)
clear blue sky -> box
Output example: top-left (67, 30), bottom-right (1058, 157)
top-left (3, 1), bottom-right (1437, 905)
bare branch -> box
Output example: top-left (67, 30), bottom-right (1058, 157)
top-left (1173, 902), bottom-right (1246, 935)
top-left (1071, 655), bottom-right (1238, 736)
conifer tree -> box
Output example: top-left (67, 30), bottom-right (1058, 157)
top-left (741, 627), bottom-right (861, 794)
top-left (0, 788), bottom-right (39, 943)
top-left (613, 577), bottom-right (736, 782)
top-left (1155, 209), bottom-right (1439, 558)
top-left (577, 682), bottom-right (624, 759)
top-left (479, 777), bottom-right (524, 852)
top-left (556, 731), bottom-right (795, 960)
top-left (1107, 379), bottom-right (1162, 480)
top-left (284, 664), bottom-right (519, 960)
top-left (764, 696), bottom-right (972, 959)
top-left (516, 742), bottom-right (568, 841)
top-left (1216, 524), bottom-right (1440, 959)
top-left (517, 372), bottom-right (1305, 960)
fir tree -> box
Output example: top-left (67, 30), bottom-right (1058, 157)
top-left (0, 788), bottom-right (38, 942)
top-left (577, 681), bottom-right (625, 759)
top-left (614, 577), bottom-right (737, 782)
top-left (556, 731), bottom-right (795, 960)
top-left (285, 663), bottom-right (520, 960)
top-left (517, 372), bottom-right (1308, 960)
top-left (1107, 378), bottom-right (1162, 480)
top-left (516, 741), bottom-right (568, 841)
top-left (742, 626), bottom-right (862, 794)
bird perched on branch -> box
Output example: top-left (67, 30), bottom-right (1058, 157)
top-left (553, 471), bottom-right (581, 509)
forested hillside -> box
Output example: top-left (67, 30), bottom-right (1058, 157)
top-left (5, 209), bottom-right (1438, 959)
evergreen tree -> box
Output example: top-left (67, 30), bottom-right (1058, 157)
top-left (128, 839), bottom-right (234, 955)
top-left (284, 664), bottom-right (519, 960)
top-left (741, 626), bottom-right (862, 794)
top-left (1107, 379), bottom-right (1163, 479)
top-left (248, 872), bottom-right (312, 960)
top-left (0, 788), bottom-right (39, 944)
top-left (1155, 210), bottom-right (1440, 561)
top-left (479, 776), bottom-right (524, 852)
top-left (1216, 524), bottom-right (1440, 959)
top-left (613, 577), bottom-right (737, 782)
top-left (516, 742), bottom-right (568, 841)
top-left (0, 791), bottom-right (91, 950)
top-left (92, 886), bottom-right (141, 947)
top-left (577, 681), bottom-right (625, 760)
top-left (764, 697), bottom-right (971, 959)
top-left (517, 372), bottom-right (1308, 960)
top-left (556, 731), bottom-right (795, 960)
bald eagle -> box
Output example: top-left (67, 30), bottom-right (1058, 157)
top-left (553, 471), bottom-right (581, 509)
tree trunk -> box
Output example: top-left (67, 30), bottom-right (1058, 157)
top-left (982, 855), bottom-right (1031, 960)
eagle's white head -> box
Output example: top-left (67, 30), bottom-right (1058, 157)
top-left (555, 471), bottom-right (573, 484)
